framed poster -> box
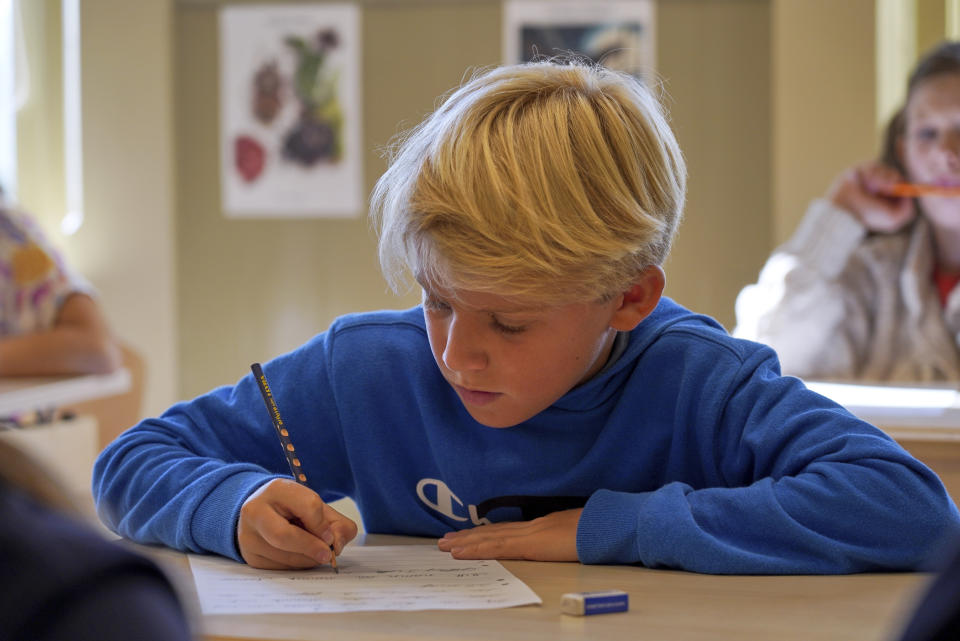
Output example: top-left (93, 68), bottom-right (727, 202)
top-left (503, 0), bottom-right (655, 81)
top-left (219, 4), bottom-right (361, 218)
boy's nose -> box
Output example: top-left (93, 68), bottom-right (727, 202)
top-left (442, 317), bottom-right (488, 372)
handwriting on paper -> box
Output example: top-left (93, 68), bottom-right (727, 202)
top-left (189, 545), bottom-right (542, 614)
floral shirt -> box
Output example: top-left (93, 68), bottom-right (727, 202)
top-left (0, 208), bottom-right (91, 336)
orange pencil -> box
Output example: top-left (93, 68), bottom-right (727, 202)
top-left (877, 183), bottom-right (960, 198)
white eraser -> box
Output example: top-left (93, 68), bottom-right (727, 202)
top-left (560, 590), bottom-right (629, 616)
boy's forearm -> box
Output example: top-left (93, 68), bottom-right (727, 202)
top-left (572, 350), bottom-right (960, 573)
top-left (576, 463), bottom-right (959, 574)
top-left (93, 419), bottom-right (282, 560)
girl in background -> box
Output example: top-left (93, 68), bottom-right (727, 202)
top-left (0, 188), bottom-right (119, 377)
top-left (736, 41), bottom-right (960, 381)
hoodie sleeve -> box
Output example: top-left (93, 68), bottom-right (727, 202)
top-left (576, 342), bottom-right (960, 574)
top-left (92, 332), bottom-right (351, 562)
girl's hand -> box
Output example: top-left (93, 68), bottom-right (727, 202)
top-left (437, 508), bottom-right (582, 562)
top-left (237, 478), bottom-right (358, 569)
top-left (827, 162), bottom-right (916, 233)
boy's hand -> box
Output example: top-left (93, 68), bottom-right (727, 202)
top-left (436, 508), bottom-right (582, 562)
top-left (237, 478), bottom-right (358, 570)
top-left (827, 162), bottom-right (915, 234)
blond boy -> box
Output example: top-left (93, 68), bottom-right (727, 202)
top-left (94, 61), bottom-right (959, 574)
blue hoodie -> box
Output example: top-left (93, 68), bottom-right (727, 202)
top-left (93, 299), bottom-right (960, 574)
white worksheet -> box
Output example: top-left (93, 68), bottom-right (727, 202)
top-left (188, 545), bottom-right (542, 613)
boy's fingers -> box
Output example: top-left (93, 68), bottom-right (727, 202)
top-left (321, 504), bottom-right (359, 554)
top-left (239, 479), bottom-right (358, 568)
top-left (262, 479), bottom-right (337, 542)
top-left (269, 487), bottom-right (358, 559)
top-left (239, 479), bottom-right (343, 566)
top-left (295, 501), bottom-right (359, 555)
top-left (437, 510), bottom-right (582, 562)
top-left (293, 493), bottom-right (334, 536)
top-left (239, 514), bottom-right (327, 569)
top-left (244, 540), bottom-right (327, 570)
top-left (259, 514), bottom-right (334, 564)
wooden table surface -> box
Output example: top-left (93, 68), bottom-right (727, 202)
top-left (141, 534), bottom-right (931, 641)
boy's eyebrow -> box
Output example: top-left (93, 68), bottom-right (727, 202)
top-left (479, 302), bottom-right (543, 314)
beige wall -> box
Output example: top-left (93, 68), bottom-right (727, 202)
top-left (771, 0), bottom-right (877, 245)
top-left (658, 0), bottom-right (770, 330)
top-left (918, 0), bottom-right (947, 54)
top-left (78, 0), bottom-right (178, 417)
top-left (17, 0), bottom-right (65, 223)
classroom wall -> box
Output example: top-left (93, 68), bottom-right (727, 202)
top-left (17, 0), bottom-right (178, 418)
top-left (770, 0), bottom-right (877, 245)
top-left (174, 0), bottom-right (773, 399)
top-left (12, 0), bottom-right (895, 413)
top-left (76, 0), bottom-right (178, 418)
top-left (16, 0), bottom-right (65, 225)
top-left (658, 0), bottom-right (770, 333)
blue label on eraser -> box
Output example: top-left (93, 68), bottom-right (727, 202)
top-left (583, 592), bottom-right (629, 614)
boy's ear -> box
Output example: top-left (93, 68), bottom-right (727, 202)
top-left (609, 265), bottom-right (665, 332)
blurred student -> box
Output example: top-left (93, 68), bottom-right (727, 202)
top-left (0, 439), bottom-right (193, 641)
top-left (0, 190), bottom-right (120, 377)
top-left (735, 41), bottom-right (960, 381)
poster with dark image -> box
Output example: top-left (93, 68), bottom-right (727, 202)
top-left (520, 23), bottom-right (646, 77)
top-left (503, 1), bottom-right (654, 81)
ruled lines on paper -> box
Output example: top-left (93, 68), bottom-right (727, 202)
top-left (188, 545), bottom-right (542, 613)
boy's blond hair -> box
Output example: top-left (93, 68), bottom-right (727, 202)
top-left (371, 60), bottom-right (686, 304)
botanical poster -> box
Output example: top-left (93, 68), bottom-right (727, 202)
top-left (219, 4), bottom-right (361, 217)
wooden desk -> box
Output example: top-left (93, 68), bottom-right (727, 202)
top-left (0, 369), bottom-right (130, 500)
top-left (143, 535), bottom-right (930, 641)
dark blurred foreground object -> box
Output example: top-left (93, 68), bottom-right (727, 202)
top-left (896, 541), bottom-right (960, 641)
top-left (0, 440), bottom-right (193, 641)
